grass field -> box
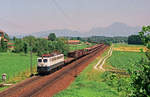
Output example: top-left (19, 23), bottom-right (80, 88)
top-left (105, 51), bottom-right (147, 70)
top-left (69, 42), bottom-right (93, 51)
top-left (0, 52), bottom-right (38, 83)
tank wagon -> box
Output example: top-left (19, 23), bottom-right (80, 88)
top-left (37, 44), bottom-right (105, 74)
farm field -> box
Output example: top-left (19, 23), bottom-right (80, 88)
top-left (0, 53), bottom-right (37, 84)
top-left (113, 43), bottom-right (147, 52)
top-left (105, 51), bottom-right (147, 70)
top-left (54, 44), bottom-right (147, 97)
top-left (69, 42), bottom-right (93, 51)
top-left (113, 43), bottom-right (145, 48)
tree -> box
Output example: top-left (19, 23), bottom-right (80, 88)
top-left (23, 36), bottom-right (37, 52)
top-left (129, 25), bottom-right (150, 97)
top-left (128, 35), bottom-right (143, 45)
top-left (55, 38), bottom-right (69, 56)
top-left (14, 38), bottom-right (24, 53)
top-left (48, 33), bottom-right (56, 41)
top-left (13, 36), bottom-right (16, 41)
top-left (36, 38), bottom-right (49, 56)
top-left (23, 42), bottom-right (28, 55)
top-left (0, 38), bottom-right (8, 52)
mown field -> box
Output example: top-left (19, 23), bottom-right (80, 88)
top-left (54, 44), bottom-right (147, 97)
top-left (113, 43), bottom-right (144, 48)
top-left (113, 43), bottom-right (147, 52)
top-left (0, 53), bottom-right (37, 83)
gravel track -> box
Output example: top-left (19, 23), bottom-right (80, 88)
top-left (94, 46), bottom-right (113, 70)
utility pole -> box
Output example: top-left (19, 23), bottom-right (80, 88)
top-left (74, 44), bottom-right (78, 77)
top-left (30, 40), bottom-right (33, 77)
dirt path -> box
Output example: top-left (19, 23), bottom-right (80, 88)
top-left (94, 46), bottom-right (113, 71)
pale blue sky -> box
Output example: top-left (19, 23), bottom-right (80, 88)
top-left (0, 0), bottom-right (150, 33)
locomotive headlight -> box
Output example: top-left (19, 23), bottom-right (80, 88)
top-left (41, 64), bottom-right (44, 66)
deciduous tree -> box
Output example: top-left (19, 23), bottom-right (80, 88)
top-left (48, 33), bottom-right (56, 41)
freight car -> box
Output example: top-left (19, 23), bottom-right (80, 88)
top-left (68, 44), bottom-right (104, 58)
top-left (37, 44), bottom-right (105, 74)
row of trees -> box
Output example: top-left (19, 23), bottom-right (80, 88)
top-left (82, 36), bottom-right (128, 44)
top-left (13, 33), bottom-right (69, 56)
top-left (128, 35), bottom-right (143, 45)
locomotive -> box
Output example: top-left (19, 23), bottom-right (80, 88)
top-left (37, 44), bottom-right (105, 74)
top-left (37, 53), bottom-right (64, 74)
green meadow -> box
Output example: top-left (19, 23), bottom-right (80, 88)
top-left (106, 51), bottom-right (147, 70)
top-left (0, 52), bottom-right (37, 83)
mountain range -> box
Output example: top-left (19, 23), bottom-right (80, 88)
top-left (7, 22), bottom-right (141, 38)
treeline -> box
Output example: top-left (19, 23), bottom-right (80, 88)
top-left (66, 36), bottom-right (127, 43)
top-left (67, 35), bottom-right (144, 45)
top-left (128, 35), bottom-right (143, 45)
top-left (85, 36), bottom-right (128, 43)
top-left (66, 36), bottom-right (127, 46)
top-left (12, 33), bottom-right (69, 56)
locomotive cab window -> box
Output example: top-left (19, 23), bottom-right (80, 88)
top-left (38, 59), bottom-right (42, 62)
top-left (43, 59), bottom-right (48, 63)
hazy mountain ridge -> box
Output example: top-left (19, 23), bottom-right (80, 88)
top-left (6, 22), bottom-right (141, 38)
top-left (89, 22), bottom-right (141, 36)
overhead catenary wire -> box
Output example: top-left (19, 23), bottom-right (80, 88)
top-left (51, 0), bottom-right (81, 33)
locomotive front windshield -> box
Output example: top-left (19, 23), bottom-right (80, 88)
top-left (38, 59), bottom-right (48, 63)
top-left (38, 59), bottom-right (42, 62)
top-left (43, 59), bottom-right (48, 63)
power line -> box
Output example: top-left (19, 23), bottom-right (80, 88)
top-left (51, 0), bottom-right (72, 24)
top-left (51, 0), bottom-right (80, 31)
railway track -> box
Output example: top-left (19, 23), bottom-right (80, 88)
top-left (0, 45), bottom-right (108, 97)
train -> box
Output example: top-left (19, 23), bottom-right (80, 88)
top-left (37, 44), bottom-right (105, 74)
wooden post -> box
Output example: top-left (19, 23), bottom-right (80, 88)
top-left (30, 48), bottom-right (33, 76)
top-left (2, 73), bottom-right (6, 82)
top-left (30, 39), bottom-right (33, 77)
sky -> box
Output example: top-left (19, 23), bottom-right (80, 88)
top-left (0, 0), bottom-right (150, 33)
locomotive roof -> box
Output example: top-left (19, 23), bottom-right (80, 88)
top-left (41, 53), bottom-right (63, 58)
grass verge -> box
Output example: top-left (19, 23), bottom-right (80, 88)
top-left (0, 52), bottom-right (37, 85)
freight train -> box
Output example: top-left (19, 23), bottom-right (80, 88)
top-left (37, 44), bottom-right (105, 74)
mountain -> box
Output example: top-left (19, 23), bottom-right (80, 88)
top-left (89, 22), bottom-right (141, 37)
top-left (29, 29), bottom-right (85, 37)
top-left (6, 22), bottom-right (142, 38)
